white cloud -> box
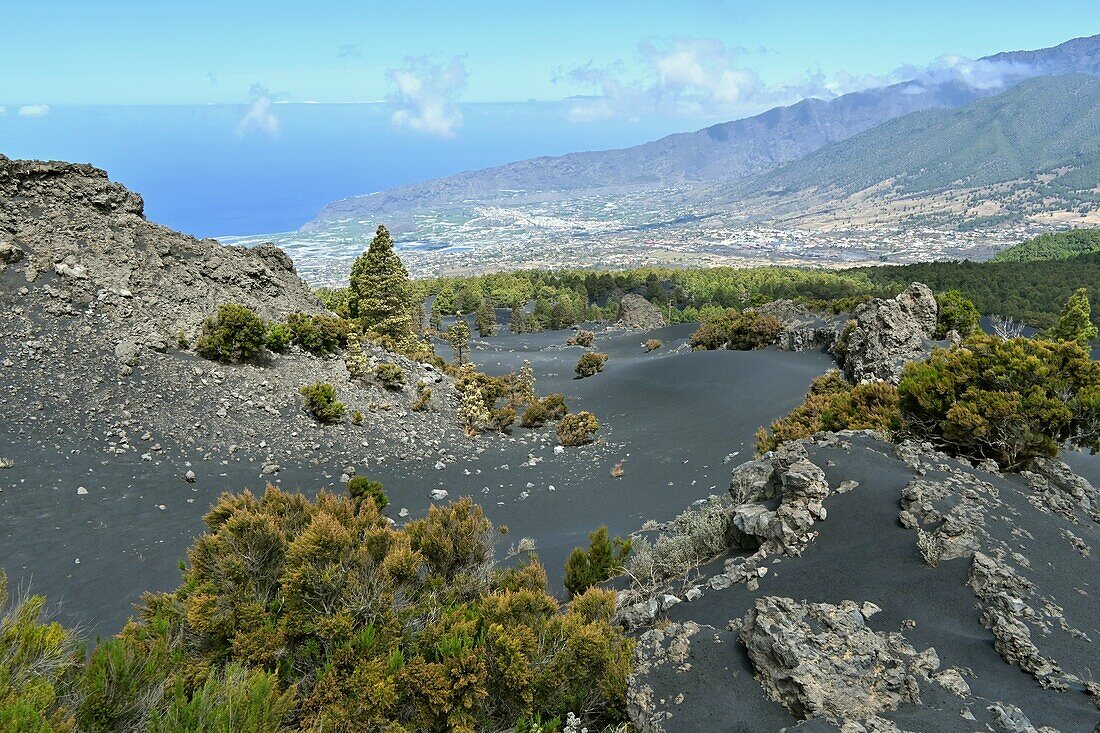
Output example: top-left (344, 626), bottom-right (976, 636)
top-left (560, 38), bottom-right (1044, 122)
top-left (236, 84), bottom-right (279, 137)
top-left (387, 56), bottom-right (468, 137)
top-left (18, 104), bottom-right (50, 118)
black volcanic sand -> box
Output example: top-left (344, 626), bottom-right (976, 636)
top-left (652, 433), bottom-right (1100, 732)
top-left (0, 323), bottom-right (833, 635)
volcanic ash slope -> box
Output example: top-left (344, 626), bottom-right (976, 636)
top-left (626, 431), bottom-right (1100, 733)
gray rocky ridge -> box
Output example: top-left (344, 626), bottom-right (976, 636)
top-left (618, 293), bottom-right (668, 330)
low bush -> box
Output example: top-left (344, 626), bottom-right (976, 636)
top-left (195, 303), bottom-right (268, 363)
top-left (935, 290), bottom-right (980, 339)
top-left (568, 330), bottom-right (595, 347)
top-left (755, 371), bottom-right (900, 454)
top-left (521, 393), bottom-right (568, 428)
top-left (412, 384), bottom-right (432, 412)
top-left (374, 362), bottom-right (405, 390)
top-left (898, 334), bottom-right (1100, 469)
top-left (627, 495), bottom-right (734, 590)
top-left (728, 313), bottom-right (784, 350)
top-left (299, 382), bottom-right (345, 423)
top-left (489, 406), bottom-right (516, 432)
top-left (350, 409), bottom-right (364, 425)
top-left (0, 571), bottom-right (84, 731)
top-left (644, 339), bottom-right (662, 352)
top-left (265, 322), bottom-right (293, 353)
top-left (286, 313), bottom-right (350, 355)
top-left (2, 492), bottom-right (636, 731)
top-left (689, 310), bottom-right (783, 351)
top-left (564, 526), bottom-right (631, 597)
top-left (557, 411), bottom-right (600, 446)
top-left (346, 476), bottom-right (388, 510)
top-left (575, 352), bottom-right (608, 378)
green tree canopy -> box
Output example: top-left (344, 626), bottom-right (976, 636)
top-left (1047, 287), bottom-right (1098, 346)
top-left (348, 225), bottom-right (414, 342)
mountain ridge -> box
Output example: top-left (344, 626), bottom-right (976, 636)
top-left (306, 34), bottom-right (1100, 229)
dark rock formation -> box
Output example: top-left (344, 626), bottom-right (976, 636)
top-left (0, 154), bottom-right (323, 340)
top-left (741, 596), bottom-right (940, 722)
top-left (840, 283), bottom-right (938, 383)
top-left (749, 299), bottom-right (844, 352)
top-left (618, 293), bottom-right (668, 330)
top-left (625, 431), bottom-right (1099, 732)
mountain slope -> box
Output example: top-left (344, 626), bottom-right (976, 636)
top-left (307, 34), bottom-right (1100, 228)
top-left (738, 74), bottom-right (1100, 198)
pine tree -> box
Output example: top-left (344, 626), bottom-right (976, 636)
top-left (1048, 288), bottom-right (1098, 346)
top-left (429, 298), bottom-right (444, 332)
top-left (475, 298), bottom-right (496, 337)
top-left (349, 225), bottom-right (414, 342)
top-left (447, 316), bottom-right (471, 366)
top-left (510, 304), bottom-right (527, 334)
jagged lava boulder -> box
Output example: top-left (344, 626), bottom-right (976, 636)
top-left (749, 299), bottom-right (843, 351)
top-left (618, 293), bottom-right (668, 330)
top-left (840, 283), bottom-right (938, 383)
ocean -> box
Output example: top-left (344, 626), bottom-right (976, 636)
top-left (0, 102), bottom-right (691, 239)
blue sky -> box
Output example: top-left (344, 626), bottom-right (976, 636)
top-left (1, 1), bottom-right (1097, 237)
top-left (3, 1), bottom-right (1098, 111)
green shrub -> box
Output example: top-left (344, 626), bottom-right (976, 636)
top-left (898, 334), bottom-right (1100, 469)
top-left (195, 303), bottom-right (268, 363)
top-left (412, 384), bottom-right (432, 412)
top-left (0, 571), bottom-right (83, 732)
top-left (350, 409), bottom-right (364, 425)
top-left (489, 406), bottom-right (516, 432)
top-left (755, 371), bottom-right (901, 454)
top-left (374, 362), bottom-right (405, 390)
top-left (1046, 287), bottom-right (1097, 346)
top-left (689, 310), bottom-right (783, 351)
top-left (568, 330), bottom-right (595, 347)
top-left (286, 313), bottom-right (350, 355)
top-left (346, 477), bottom-right (389, 510)
top-left (644, 339), bottom-right (662, 352)
top-left (147, 665), bottom-right (295, 733)
top-left (299, 382), bottom-right (345, 423)
top-left (935, 290), bottom-right (980, 339)
top-left (520, 393), bottom-right (567, 428)
top-left (75, 636), bottom-right (168, 733)
top-left (728, 313), bottom-right (784, 350)
top-left (564, 527), bottom-right (631, 598)
top-left (689, 320), bottom-right (730, 350)
top-left (574, 352), bottom-right (608, 378)
top-left (557, 411), bottom-right (600, 446)
top-left (0, 491), bottom-right (636, 732)
top-left (264, 323), bottom-right (293, 353)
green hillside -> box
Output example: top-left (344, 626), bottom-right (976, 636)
top-left (990, 228), bottom-right (1100, 262)
top-left (852, 252), bottom-right (1100, 329)
top-left (748, 74), bottom-right (1100, 198)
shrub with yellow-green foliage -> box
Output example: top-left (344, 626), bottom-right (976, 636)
top-left (564, 527), bottom-right (631, 598)
top-left (755, 371), bottom-right (901, 454)
top-left (195, 303), bottom-right (269, 363)
top-left (898, 334), bottom-right (1100, 469)
top-left (374, 362), bottom-right (405, 390)
top-left (299, 382), bottom-right (345, 423)
top-left (521, 393), bottom-right (568, 428)
top-left (126, 489), bottom-right (634, 731)
top-left (690, 310), bottom-right (784, 351)
top-left (0, 571), bottom-right (82, 732)
top-left (574, 352), bottom-right (608, 379)
top-left (557, 412), bottom-right (600, 446)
